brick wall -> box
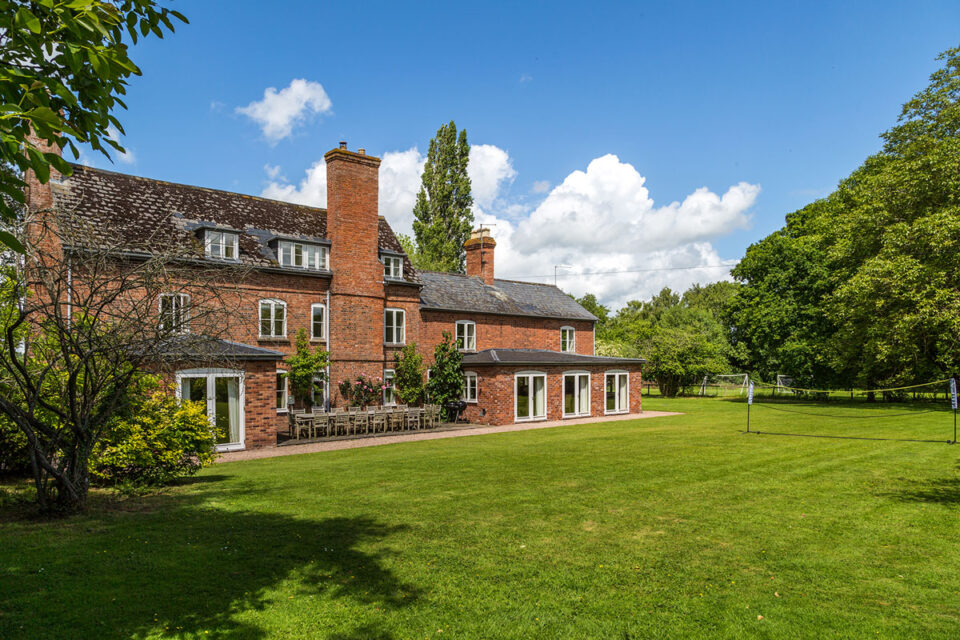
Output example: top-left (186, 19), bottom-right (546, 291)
top-left (461, 365), bottom-right (642, 425)
top-left (420, 311), bottom-right (595, 361)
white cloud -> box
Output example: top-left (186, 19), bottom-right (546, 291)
top-left (532, 180), bottom-right (551, 194)
top-left (468, 144), bottom-right (516, 210)
top-left (105, 125), bottom-right (135, 164)
top-left (520, 74), bottom-right (533, 84)
top-left (236, 79), bottom-right (332, 144)
top-left (259, 146), bottom-right (757, 309)
top-left (259, 147), bottom-right (425, 234)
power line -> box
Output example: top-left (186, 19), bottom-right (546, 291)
top-left (503, 263), bottom-right (739, 280)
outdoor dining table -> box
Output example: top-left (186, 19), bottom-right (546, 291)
top-left (290, 405), bottom-right (442, 441)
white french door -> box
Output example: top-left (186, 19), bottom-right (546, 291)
top-left (515, 372), bottom-right (547, 422)
top-left (177, 368), bottom-right (245, 451)
top-left (563, 372), bottom-right (591, 418)
top-left (605, 371), bottom-right (629, 415)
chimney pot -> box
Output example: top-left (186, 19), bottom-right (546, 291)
top-left (358, 148), bottom-right (365, 155)
top-left (339, 141), bottom-right (347, 150)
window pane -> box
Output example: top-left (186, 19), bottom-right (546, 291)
top-left (276, 373), bottom-right (286, 408)
top-left (312, 305), bottom-right (324, 339)
top-left (564, 376), bottom-right (575, 415)
top-left (618, 374), bottom-right (628, 412)
top-left (516, 376), bottom-right (530, 418)
top-left (260, 303), bottom-right (271, 335)
top-left (579, 375), bottom-right (590, 414)
top-left (182, 377), bottom-right (206, 404)
top-left (606, 375), bottom-right (616, 411)
top-left (533, 376), bottom-right (545, 417)
top-left (397, 311), bottom-right (404, 343)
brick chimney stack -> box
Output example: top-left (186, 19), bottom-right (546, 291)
top-left (324, 143), bottom-right (383, 367)
top-left (464, 228), bottom-right (496, 286)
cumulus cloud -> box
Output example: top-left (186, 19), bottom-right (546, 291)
top-left (468, 144), bottom-right (516, 210)
top-left (237, 79), bottom-right (332, 143)
top-left (260, 147), bottom-right (426, 233)
top-left (258, 146), bottom-right (757, 308)
top-left (532, 180), bottom-right (551, 194)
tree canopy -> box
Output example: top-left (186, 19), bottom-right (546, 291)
top-left (409, 121), bottom-right (473, 272)
top-left (0, 0), bottom-right (187, 252)
top-left (730, 46), bottom-right (960, 388)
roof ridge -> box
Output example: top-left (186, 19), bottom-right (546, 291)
top-left (68, 163), bottom-right (329, 215)
top-left (494, 277), bottom-right (561, 288)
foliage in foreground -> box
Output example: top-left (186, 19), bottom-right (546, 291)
top-left (0, 0), bottom-right (186, 252)
top-left (90, 389), bottom-right (219, 490)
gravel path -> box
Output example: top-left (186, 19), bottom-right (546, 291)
top-left (218, 411), bottom-right (682, 463)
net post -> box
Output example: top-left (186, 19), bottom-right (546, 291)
top-left (950, 378), bottom-right (957, 444)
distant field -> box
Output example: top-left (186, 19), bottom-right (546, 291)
top-left (2, 397), bottom-right (959, 639)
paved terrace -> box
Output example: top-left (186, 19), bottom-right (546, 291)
top-left (218, 411), bottom-right (682, 463)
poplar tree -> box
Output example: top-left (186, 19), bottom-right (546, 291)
top-left (410, 121), bottom-right (474, 273)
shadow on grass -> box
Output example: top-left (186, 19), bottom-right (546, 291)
top-left (0, 493), bottom-right (417, 639)
top-left (889, 476), bottom-right (960, 506)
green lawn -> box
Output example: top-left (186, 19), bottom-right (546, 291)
top-left (2, 397), bottom-right (959, 639)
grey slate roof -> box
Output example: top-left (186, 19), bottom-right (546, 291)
top-left (462, 349), bottom-right (645, 366)
top-left (49, 164), bottom-right (419, 284)
top-left (157, 335), bottom-right (285, 361)
top-left (419, 272), bottom-right (597, 321)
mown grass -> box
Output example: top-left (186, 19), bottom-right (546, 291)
top-left (1, 396), bottom-right (959, 639)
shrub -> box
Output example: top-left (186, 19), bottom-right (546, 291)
top-left (90, 391), bottom-right (220, 488)
top-left (394, 343), bottom-right (426, 406)
top-left (285, 329), bottom-right (329, 407)
top-left (337, 375), bottom-right (384, 407)
top-left (427, 331), bottom-right (464, 419)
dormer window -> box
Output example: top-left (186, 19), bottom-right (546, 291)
top-left (384, 255), bottom-right (403, 279)
top-left (205, 230), bottom-right (238, 260)
top-left (278, 241), bottom-right (328, 271)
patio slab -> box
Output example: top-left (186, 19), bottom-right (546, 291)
top-left (217, 411), bottom-right (682, 463)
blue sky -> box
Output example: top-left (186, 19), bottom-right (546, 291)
top-left (85, 0), bottom-right (960, 307)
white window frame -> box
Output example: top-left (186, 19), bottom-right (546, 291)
top-left (604, 370), bottom-right (630, 415)
top-left (276, 369), bottom-right (289, 413)
top-left (384, 308), bottom-right (406, 345)
top-left (455, 320), bottom-right (476, 352)
top-left (514, 370), bottom-right (547, 423)
top-left (279, 240), bottom-right (328, 271)
top-left (562, 370), bottom-right (591, 418)
top-left (175, 368), bottom-right (245, 452)
top-left (462, 371), bottom-right (478, 403)
top-left (310, 303), bottom-right (327, 340)
top-left (383, 369), bottom-right (396, 406)
top-left (204, 230), bottom-right (239, 261)
top-left (158, 293), bottom-right (190, 334)
top-left (384, 255), bottom-right (404, 279)
top-left (259, 299), bottom-right (287, 339)
top-left (560, 326), bottom-right (576, 353)
top-left (311, 374), bottom-right (327, 409)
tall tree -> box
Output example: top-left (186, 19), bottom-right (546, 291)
top-left (0, 0), bottom-right (187, 253)
top-left (410, 121), bottom-right (473, 272)
top-left (731, 46), bottom-right (960, 387)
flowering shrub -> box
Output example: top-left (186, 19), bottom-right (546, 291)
top-left (90, 391), bottom-right (220, 489)
top-left (338, 374), bottom-right (385, 407)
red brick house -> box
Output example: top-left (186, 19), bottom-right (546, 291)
top-left (26, 142), bottom-right (645, 450)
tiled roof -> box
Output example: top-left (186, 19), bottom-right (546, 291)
top-left (462, 349), bottom-right (645, 366)
top-left (419, 271), bottom-right (597, 321)
top-left (49, 164), bottom-right (419, 284)
top-left (156, 335), bottom-right (285, 361)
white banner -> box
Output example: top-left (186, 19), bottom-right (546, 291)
top-left (748, 381), bottom-right (754, 405)
top-left (951, 378), bottom-right (957, 410)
